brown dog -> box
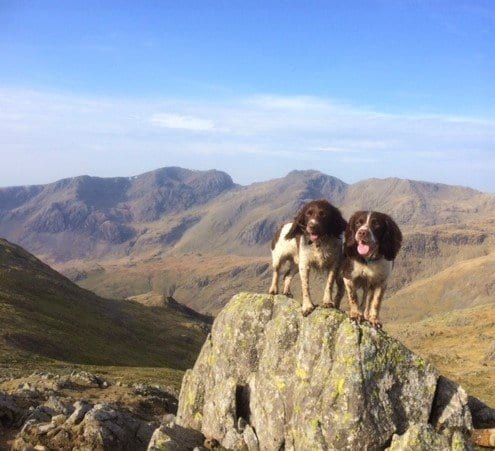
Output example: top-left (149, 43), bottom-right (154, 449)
top-left (342, 211), bottom-right (402, 328)
top-left (269, 199), bottom-right (347, 316)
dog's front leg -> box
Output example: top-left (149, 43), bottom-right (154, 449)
top-left (343, 277), bottom-right (363, 323)
top-left (367, 285), bottom-right (385, 329)
top-left (363, 286), bottom-right (373, 320)
top-left (322, 269), bottom-right (336, 308)
top-left (268, 258), bottom-right (281, 295)
top-left (300, 266), bottom-right (315, 316)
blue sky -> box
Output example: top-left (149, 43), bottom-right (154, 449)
top-left (1, 1), bottom-right (494, 192)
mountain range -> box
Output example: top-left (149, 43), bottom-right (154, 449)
top-left (0, 166), bottom-right (494, 316)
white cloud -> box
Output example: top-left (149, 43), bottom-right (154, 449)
top-left (315, 140), bottom-right (394, 153)
top-left (150, 113), bottom-right (215, 131)
top-left (0, 88), bottom-right (494, 191)
top-left (245, 94), bottom-right (333, 111)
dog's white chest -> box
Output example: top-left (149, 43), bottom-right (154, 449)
top-left (300, 237), bottom-right (341, 269)
top-left (351, 258), bottom-right (392, 285)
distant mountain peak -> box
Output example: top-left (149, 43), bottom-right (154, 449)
top-left (286, 169), bottom-right (324, 177)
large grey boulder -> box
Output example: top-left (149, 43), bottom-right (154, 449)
top-left (177, 293), bottom-right (473, 450)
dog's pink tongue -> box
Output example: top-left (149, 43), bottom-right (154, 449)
top-left (358, 242), bottom-right (370, 255)
top-left (310, 234), bottom-right (319, 242)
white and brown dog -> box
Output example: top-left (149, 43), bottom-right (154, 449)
top-left (269, 199), bottom-right (347, 316)
top-left (342, 211), bottom-right (402, 328)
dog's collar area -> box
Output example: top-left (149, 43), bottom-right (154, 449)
top-left (362, 255), bottom-right (381, 264)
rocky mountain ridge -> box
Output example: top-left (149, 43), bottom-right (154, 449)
top-left (0, 167), bottom-right (236, 260)
top-left (1, 167), bottom-right (494, 263)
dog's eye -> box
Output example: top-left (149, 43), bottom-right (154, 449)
top-left (371, 220), bottom-right (380, 229)
top-left (318, 211), bottom-right (326, 218)
top-left (355, 220), bottom-right (363, 227)
top-left (306, 209), bottom-right (314, 216)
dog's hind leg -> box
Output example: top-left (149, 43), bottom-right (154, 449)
top-left (300, 266), bottom-right (316, 316)
top-left (282, 261), bottom-right (298, 298)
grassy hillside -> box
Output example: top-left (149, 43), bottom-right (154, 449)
top-left (71, 254), bottom-right (269, 315)
top-left (383, 252), bottom-right (495, 323)
top-left (0, 238), bottom-right (208, 372)
top-left (387, 304), bottom-right (495, 406)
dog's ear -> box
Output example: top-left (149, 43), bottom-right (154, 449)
top-left (324, 204), bottom-right (347, 238)
top-left (285, 205), bottom-right (307, 239)
top-left (380, 215), bottom-right (402, 260)
top-left (343, 211), bottom-right (361, 257)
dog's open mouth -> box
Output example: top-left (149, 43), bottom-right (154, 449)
top-left (357, 240), bottom-right (374, 257)
top-left (310, 233), bottom-right (320, 242)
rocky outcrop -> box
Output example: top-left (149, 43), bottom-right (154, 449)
top-left (14, 402), bottom-right (155, 450)
top-left (147, 414), bottom-right (205, 451)
top-left (0, 371), bottom-right (178, 451)
top-left (0, 391), bottom-right (25, 428)
top-left (177, 293), bottom-right (475, 450)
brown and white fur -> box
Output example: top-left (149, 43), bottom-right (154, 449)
top-left (342, 211), bottom-right (402, 328)
top-left (269, 199), bottom-right (347, 316)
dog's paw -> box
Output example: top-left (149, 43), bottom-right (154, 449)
top-left (301, 304), bottom-right (316, 317)
top-left (349, 311), bottom-right (364, 324)
top-left (282, 290), bottom-right (293, 298)
top-left (268, 287), bottom-right (278, 295)
top-left (368, 317), bottom-right (382, 329)
top-left (321, 301), bottom-right (335, 309)
top-left (204, 437), bottom-right (220, 449)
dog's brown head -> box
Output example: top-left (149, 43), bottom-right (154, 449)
top-left (345, 211), bottom-right (402, 261)
top-left (285, 199), bottom-right (347, 243)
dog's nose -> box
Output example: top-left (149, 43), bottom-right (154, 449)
top-left (356, 228), bottom-right (369, 240)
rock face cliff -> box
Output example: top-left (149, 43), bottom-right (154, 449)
top-left (177, 293), bottom-right (474, 450)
